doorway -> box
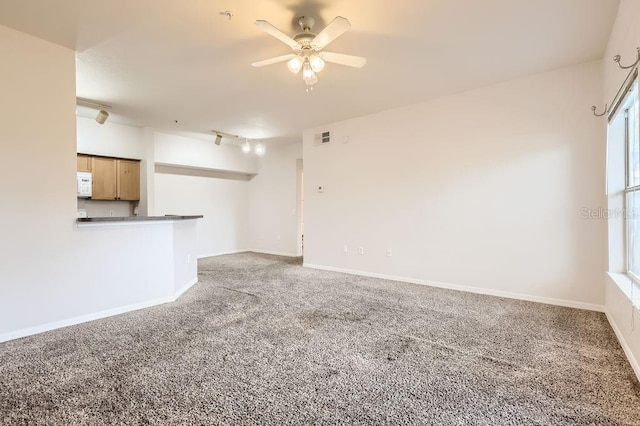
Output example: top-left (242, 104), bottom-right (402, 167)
top-left (296, 159), bottom-right (304, 257)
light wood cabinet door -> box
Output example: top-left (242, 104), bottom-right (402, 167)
top-left (91, 157), bottom-right (117, 200)
top-left (77, 155), bottom-right (91, 172)
top-left (117, 159), bottom-right (140, 201)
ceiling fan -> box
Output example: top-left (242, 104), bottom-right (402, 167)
top-left (251, 16), bottom-right (366, 88)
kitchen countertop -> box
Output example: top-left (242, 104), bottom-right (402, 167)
top-left (77, 215), bottom-right (203, 223)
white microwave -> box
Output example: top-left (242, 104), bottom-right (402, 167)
top-left (77, 172), bottom-right (92, 198)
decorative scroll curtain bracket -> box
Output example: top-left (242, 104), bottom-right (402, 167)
top-left (592, 47), bottom-right (639, 118)
top-left (614, 47), bottom-right (640, 70)
top-left (591, 104), bottom-right (608, 117)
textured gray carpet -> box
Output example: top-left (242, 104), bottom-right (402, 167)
top-left (1, 252), bottom-right (639, 425)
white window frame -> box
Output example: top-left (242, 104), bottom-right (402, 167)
top-left (624, 79), bottom-right (640, 282)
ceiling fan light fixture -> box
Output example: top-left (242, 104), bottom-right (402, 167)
top-left (287, 56), bottom-right (303, 74)
top-left (302, 61), bottom-right (315, 79)
top-left (304, 74), bottom-right (318, 86)
top-left (310, 55), bottom-right (325, 73)
top-left (253, 16), bottom-right (365, 89)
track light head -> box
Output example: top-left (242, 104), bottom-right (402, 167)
top-left (212, 130), bottom-right (240, 146)
top-left (95, 109), bottom-right (109, 125)
top-left (77, 98), bottom-right (112, 124)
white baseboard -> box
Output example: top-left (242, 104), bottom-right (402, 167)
top-left (198, 249), bottom-right (299, 259)
top-left (174, 277), bottom-right (198, 299)
top-left (249, 249), bottom-right (300, 258)
top-left (0, 278), bottom-right (198, 344)
top-left (304, 263), bottom-right (426, 286)
top-left (0, 296), bottom-right (171, 343)
top-left (605, 310), bottom-right (640, 382)
top-left (197, 249), bottom-right (250, 259)
top-left (423, 279), bottom-right (605, 312)
top-left (303, 263), bottom-right (604, 312)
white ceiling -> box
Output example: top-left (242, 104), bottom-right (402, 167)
top-left (0, 0), bottom-right (620, 144)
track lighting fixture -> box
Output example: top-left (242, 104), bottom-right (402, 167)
top-left (254, 143), bottom-right (266, 156)
top-left (238, 138), bottom-right (266, 156)
top-left (76, 97), bottom-right (112, 125)
top-left (95, 110), bottom-right (109, 124)
top-left (211, 130), bottom-right (239, 146)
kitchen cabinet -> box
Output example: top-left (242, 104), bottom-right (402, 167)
top-left (77, 155), bottom-right (91, 172)
top-left (88, 156), bottom-right (140, 201)
top-left (91, 157), bottom-right (117, 200)
top-left (117, 159), bottom-right (140, 201)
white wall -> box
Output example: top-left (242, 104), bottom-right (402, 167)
top-left (155, 171), bottom-right (249, 257)
top-left (606, 275), bottom-right (640, 379)
top-left (77, 198), bottom-right (134, 218)
top-left (172, 220), bottom-right (199, 295)
top-left (154, 131), bottom-right (258, 174)
top-left (153, 138), bottom-right (305, 259)
top-left (0, 25), bottom-right (198, 342)
top-left (303, 60), bottom-right (606, 309)
top-left (603, 0), bottom-right (640, 380)
top-left (140, 127), bottom-right (156, 216)
top-left (151, 131), bottom-right (256, 257)
top-left (77, 116), bottom-right (144, 159)
top-left (248, 142), bottom-right (303, 256)
top-left (603, 0), bottom-right (640, 107)
top-left (2, 219), bottom-right (200, 342)
top-left (0, 24), bottom-right (78, 334)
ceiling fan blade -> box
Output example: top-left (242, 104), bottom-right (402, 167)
top-left (255, 20), bottom-right (299, 49)
top-left (313, 16), bottom-right (351, 50)
top-left (322, 52), bottom-right (367, 68)
top-left (252, 53), bottom-right (297, 67)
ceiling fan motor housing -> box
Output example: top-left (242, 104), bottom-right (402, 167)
top-left (293, 35), bottom-right (316, 51)
top-left (298, 16), bottom-right (315, 32)
top-left (294, 16), bottom-right (317, 49)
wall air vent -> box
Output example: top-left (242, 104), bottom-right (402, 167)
top-left (314, 131), bottom-right (331, 146)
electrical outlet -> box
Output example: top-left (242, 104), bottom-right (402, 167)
top-left (343, 245), bottom-right (348, 253)
top-left (358, 246), bottom-right (364, 255)
top-left (386, 248), bottom-right (393, 257)
top-left (109, 210), bottom-right (115, 217)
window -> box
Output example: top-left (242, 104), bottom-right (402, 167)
top-left (624, 80), bottom-right (640, 279)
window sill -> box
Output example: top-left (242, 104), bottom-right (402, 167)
top-left (608, 272), bottom-right (640, 309)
